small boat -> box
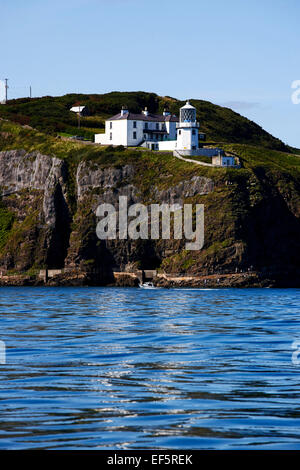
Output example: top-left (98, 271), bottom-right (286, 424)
top-left (139, 282), bottom-right (156, 289)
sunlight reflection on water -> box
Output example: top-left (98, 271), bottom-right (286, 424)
top-left (0, 287), bottom-right (299, 449)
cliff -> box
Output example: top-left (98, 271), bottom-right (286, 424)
top-left (0, 118), bottom-right (299, 287)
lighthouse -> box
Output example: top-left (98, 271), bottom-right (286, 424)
top-left (176, 101), bottom-right (199, 154)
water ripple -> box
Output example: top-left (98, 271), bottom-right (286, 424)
top-left (0, 287), bottom-right (300, 449)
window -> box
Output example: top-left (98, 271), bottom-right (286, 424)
top-left (133, 121), bottom-right (137, 128)
top-left (145, 123), bottom-right (148, 129)
top-left (133, 131), bottom-right (137, 139)
top-left (156, 123), bottom-right (159, 130)
top-left (110, 132), bottom-right (112, 140)
top-left (192, 145), bottom-right (196, 150)
top-left (192, 129), bottom-right (196, 135)
top-left (179, 130), bottom-right (181, 135)
top-left (110, 122), bottom-right (112, 129)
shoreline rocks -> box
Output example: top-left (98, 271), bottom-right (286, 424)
top-left (0, 270), bottom-right (297, 288)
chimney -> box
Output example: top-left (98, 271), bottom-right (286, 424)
top-left (142, 106), bottom-right (149, 116)
top-left (121, 105), bottom-right (128, 116)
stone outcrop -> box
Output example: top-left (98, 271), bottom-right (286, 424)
top-left (0, 149), bottom-right (69, 227)
top-left (154, 176), bottom-right (214, 205)
top-left (0, 150), bottom-right (70, 270)
top-left (76, 161), bottom-right (135, 200)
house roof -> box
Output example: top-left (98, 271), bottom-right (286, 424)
top-left (70, 106), bottom-right (86, 113)
top-left (108, 112), bottom-right (179, 123)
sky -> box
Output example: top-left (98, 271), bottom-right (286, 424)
top-left (1, 0), bottom-right (300, 147)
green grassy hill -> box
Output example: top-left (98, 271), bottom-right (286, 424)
top-left (0, 91), bottom-right (291, 151)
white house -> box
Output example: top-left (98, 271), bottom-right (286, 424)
top-left (95, 101), bottom-right (206, 153)
top-left (70, 105), bottom-right (89, 116)
top-left (95, 106), bottom-right (179, 150)
top-left (94, 101), bottom-right (237, 166)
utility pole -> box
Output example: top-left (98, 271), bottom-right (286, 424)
top-left (78, 105), bottom-right (80, 129)
top-left (29, 85), bottom-right (32, 99)
top-left (5, 79), bottom-right (8, 103)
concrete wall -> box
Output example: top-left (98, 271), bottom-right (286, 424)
top-left (94, 132), bottom-right (107, 144)
top-left (143, 270), bottom-right (157, 280)
top-left (212, 155), bottom-right (236, 166)
top-left (158, 140), bottom-right (177, 151)
top-left (39, 269), bottom-right (63, 279)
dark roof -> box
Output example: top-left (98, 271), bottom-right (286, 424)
top-left (108, 112), bottom-right (178, 122)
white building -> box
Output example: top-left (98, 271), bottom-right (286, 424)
top-left (95, 106), bottom-right (179, 150)
top-left (70, 105), bottom-right (89, 116)
top-left (95, 101), bottom-right (206, 153)
top-left (94, 101), bottom-right (237, 166)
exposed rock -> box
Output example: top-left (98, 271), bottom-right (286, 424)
top-left (76, 161), bottom-right (135, 199)
top-left (0, 150), bottom-right (70, 269)
top-left (154, 175), bottom-right (214, 204)
top-left (0, 149), bottom-right (68, 226)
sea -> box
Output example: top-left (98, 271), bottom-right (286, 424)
top-left (0, 286), bottom-right (299, 450)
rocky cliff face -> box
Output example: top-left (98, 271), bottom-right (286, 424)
top-left (0, 147), bottom-right (299, 286)
top-left (0, 150), bottom-right (70, 270)
top-left (66, 160), bottom-right (215, 276)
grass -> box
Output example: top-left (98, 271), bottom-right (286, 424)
top-left (0, 90), bottom-right (294, 151)
top-left (222, 143), bottom-right (300, 170)
top-left (186, 155), bottom-right (213, 164)
top-left (1, 118), bottom-right (299, 176)
top-left (0, 206), bottom-right (14, 249)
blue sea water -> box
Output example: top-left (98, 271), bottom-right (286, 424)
top-left (0, 286), bottom-right (299, 450)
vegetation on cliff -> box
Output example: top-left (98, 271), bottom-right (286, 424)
top-left (0, 91), bottom-right (290, 151)
top-left (0, 95), bottom-right (299, 286)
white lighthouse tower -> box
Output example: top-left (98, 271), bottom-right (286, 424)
top-left (176, 101), bottom-right (199, 155)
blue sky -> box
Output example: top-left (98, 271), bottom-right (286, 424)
top-left (1, 0), bottom-right (300, 147)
